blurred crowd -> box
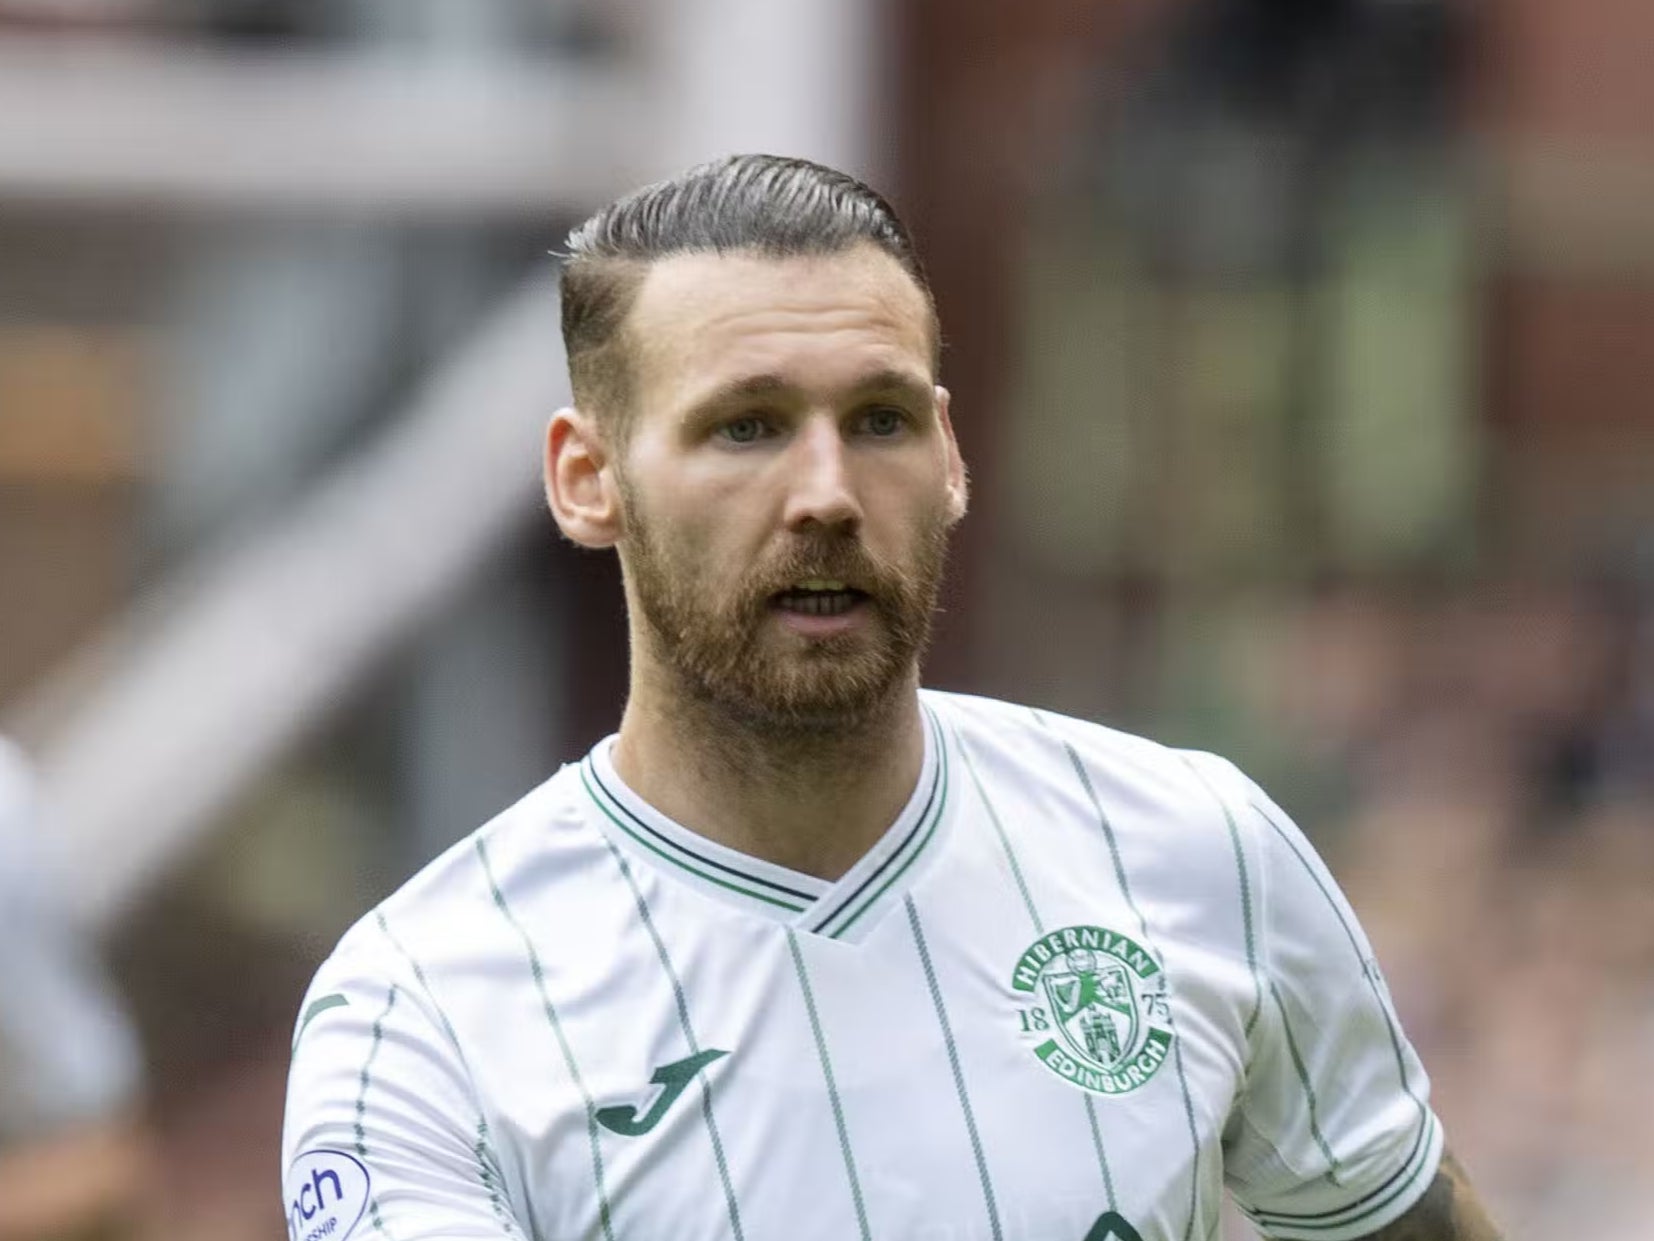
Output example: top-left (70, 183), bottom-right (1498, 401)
top-left (1278, 580), bottom-right (1654, 1236)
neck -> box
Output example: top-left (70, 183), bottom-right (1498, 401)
top-left (610, 663), bottom-right (927, 881)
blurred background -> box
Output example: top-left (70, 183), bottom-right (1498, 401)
top-left (0, 0), bottom-right (1650, 1236)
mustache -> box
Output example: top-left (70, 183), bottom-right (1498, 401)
top-left (742, 535), bottom-right (900, 602)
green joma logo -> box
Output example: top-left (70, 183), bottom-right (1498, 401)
top-left (596, 1049), bottom-right (729, 1136)
top-left (1083, 1211), bottom-right (1146, 1241)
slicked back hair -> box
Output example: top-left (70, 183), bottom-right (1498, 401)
top-left (559, 154), bottom-right (938, 442)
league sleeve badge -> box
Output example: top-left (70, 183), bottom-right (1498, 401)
top-left (285, 1149), bottom-right (371, 1241)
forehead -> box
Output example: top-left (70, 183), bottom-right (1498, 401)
top-left (623, 245), bottom-right (935, 406)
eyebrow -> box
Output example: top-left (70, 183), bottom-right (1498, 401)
top-left (684, 368), bottom-right (933, 418)
top-left (850, 368), bottom-right (935, 404)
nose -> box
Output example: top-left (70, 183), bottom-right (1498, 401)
top-left (781, 416), bottom-right (862, 534)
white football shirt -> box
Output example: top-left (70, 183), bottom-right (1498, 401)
top-left (283, 690), bottom-right (1442, 1241)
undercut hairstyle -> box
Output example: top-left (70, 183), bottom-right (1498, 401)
top-left (559, 153), bottom-right (938, 441)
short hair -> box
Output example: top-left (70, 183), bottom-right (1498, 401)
top-left (559, 154), bottom-right (937, 440)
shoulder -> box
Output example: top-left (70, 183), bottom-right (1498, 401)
top-left (0, 735), bottom-right (36, 835)
top-left (0, 738), bottom-right (39, 890)
top-left (309, 761), bottom-right (593, 995)
top-left (922, 689), bottom-right (1279, 907)
top-left (0, 734), bottom-right (30, 792)
top-left (924, 688), bottom-right (1253, 817)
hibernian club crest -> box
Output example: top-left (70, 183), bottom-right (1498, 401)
top-left (1011, 925), bottom-right (1173, 1097)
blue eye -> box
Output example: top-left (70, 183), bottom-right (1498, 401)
top-left (863, 407), bottom-right (906, 436)
top-left (721, 416), bottom-right (767, 444)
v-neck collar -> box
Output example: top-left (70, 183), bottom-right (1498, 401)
top-left (579, 702), bottom-right (952, 943)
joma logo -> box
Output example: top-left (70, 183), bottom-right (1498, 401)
top-left (1084, 1211), bottom-right (1146, 1241)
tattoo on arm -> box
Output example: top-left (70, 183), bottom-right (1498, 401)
top-left (1352, 1151), bottom-right (1504, 1241)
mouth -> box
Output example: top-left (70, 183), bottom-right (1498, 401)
top-left (770, 578), bottom-right (871, 618)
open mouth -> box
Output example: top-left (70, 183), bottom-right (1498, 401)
top-left (771, 578), bottom-right (870, 617)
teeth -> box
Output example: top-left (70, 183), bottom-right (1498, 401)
top-left (795, 579), bottom-right (848, 592)
top-left (788, 592), bottom-right (854, 616)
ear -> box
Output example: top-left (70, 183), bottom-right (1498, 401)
top-left (935, 385), bottom-right (969, 523)
top-left (544, 407), bottom-right (622, 548)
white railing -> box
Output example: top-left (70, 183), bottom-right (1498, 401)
top-left (1, 0), bottom-right (881, 927)
top-left (17, 272), bottom-right (563, 928)
top-left (0, 41), bottom-right (648, 215)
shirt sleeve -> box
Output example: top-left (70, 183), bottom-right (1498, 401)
top-left (1205, 762), bottom-right (1444, 1241)
top-left (282, 925), bottom-right (527, 1241)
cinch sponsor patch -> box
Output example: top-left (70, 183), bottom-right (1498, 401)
top-left (285, 1149), bottom-right (370, 1241)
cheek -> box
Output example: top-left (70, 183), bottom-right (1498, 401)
top-left (624, 442), bottom-right (770, 540)
top-left (865, 464), bottom-right (955, 541)
top-left (633, 496), bottom-right (738, 580)
top-left (671, 480), bottom-right (779, 564)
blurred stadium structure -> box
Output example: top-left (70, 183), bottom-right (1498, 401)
top-left (0, 0), bottom-right (1651, 1237)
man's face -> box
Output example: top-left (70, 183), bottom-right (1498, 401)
top-left (611, 244), bottom-right (966, 733)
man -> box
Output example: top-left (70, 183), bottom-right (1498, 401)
top-left (282, 155), bottom-right (1503, 1241)
top-left (0, 736), bottom-right (150, 1241)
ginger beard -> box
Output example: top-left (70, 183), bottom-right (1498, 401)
top-left (618, 475), bottom-right (952, 734)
